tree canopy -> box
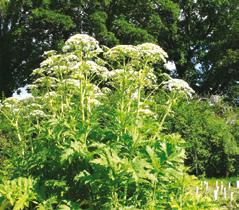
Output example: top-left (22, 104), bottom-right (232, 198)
top-left (0, 0), bottom-right (239, 102)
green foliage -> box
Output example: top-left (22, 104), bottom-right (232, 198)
top-left (167, 98), bottom-right (239, 177)
top-left (0, 34), bottom-right (215, 209)
top-left (30, 8), bottom-right (75, 30)
top-left (90, 11), bottom-right (119, 47)
top-left (112, 16), bottom-right (156, 44)
top-left (0, 177), bottom-right (37, 210)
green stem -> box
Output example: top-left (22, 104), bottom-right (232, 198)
top-left (80, 80), bottom-right (85, 124)
top-left (158, 100), bottom-right (173, 130)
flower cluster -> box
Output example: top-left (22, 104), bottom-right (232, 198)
top-left (163, 78), bottom-right (195, 97)
top-left (104, 43), bottom-right (168, 64)
top-left (40, 55), bottom-right (61, 68)
top-left (104, 45), bottom-right (138, 61)
top-left (137, 43), bottom-right (168, 63)
top-left (30, 110), bottom-right (47, 118)
top-left (1, 97), bottom-right (20, 109)
top-left (62, 34), bottom-right (102, 56)
top-left (85, 61), bottom-right (110, 81)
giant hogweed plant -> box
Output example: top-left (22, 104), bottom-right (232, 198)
top-left (0, 34), bottom-right (211, 209)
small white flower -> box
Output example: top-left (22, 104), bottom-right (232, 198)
top-left (210, 95), bottom-right (222, 104)
top-left (92, 85), bottom-right (104, 97)
top-left (27, 84), bottom-right (38, 90)
top-left (12, 108), bottom-right (20, 114)
top-left (71, 62), bottom-right (81, 70)
top-left (145, 71), bottom-right (157, 86)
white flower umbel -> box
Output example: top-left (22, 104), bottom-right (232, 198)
top-left (62, 79), bottom-right (81, 87)
top-left (2, 97), bottom-right (19, 109)
top-left (137, 43), bottom-right (168, 63)
top-left (30, 110), bottom-right (47, 118)
top-left (34, 76), bottom-right (59, 87)
top-left (64, 54), bottom-right (80, 62)
top-left (40, 55), bottom-right (61, 68)
top-left (62, 34), bottom-right (102, 55)
top-left (43, 91), bottom-right (57, 99)
top-left (144, 70), bottom-right (158, 88)
top-left (162, 78), bottom-right (195, 97)
top-left (104, 45), bottom-right (138, 61)
top-left (236, 180), bottom-right (239, 188)
top-left (85, 61), bottom-right (110, 81)
top-left (105, 43), bottom-right (168, 66)
top-left (43, 50), bottom-right (57, 58)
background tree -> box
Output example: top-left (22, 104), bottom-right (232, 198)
top-left (0, 0), bottom-right (74, 97)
